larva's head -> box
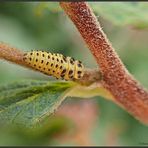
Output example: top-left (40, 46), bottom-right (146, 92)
top-left (74, 60), bottom-right (84, 79)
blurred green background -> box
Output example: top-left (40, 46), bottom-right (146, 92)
top-left (0, 2), bottom-right (148, 146)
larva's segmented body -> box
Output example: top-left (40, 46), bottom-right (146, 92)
top-left (23, 51), bottom-right (84, 80)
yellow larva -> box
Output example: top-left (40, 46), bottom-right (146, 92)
top-left (23, 50), bottom-right (84, 80)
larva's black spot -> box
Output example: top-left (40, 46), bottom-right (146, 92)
top-left (61, 60), bottom-right (63, 63)
top-left (43, 68), bottom-right (46, 70)
top-left (77, 71), bottom-right (82, 74)
top-left (78, 60), bottom-right (82, 64)
top-left (48, 55), bottom-right (50, 59)
top-left (46, 62), bottom-right (49, 65)
top-left (69, 70), bottom-right (73, 75)
top-left (34, 64), bottom-right (36, 67)
top-left (30, 52), bottom-right (33, 55)
top-left (52, 57), bottom-right (54, 60)
top-left (63, 56), bottom-right (67, 62)
top-left (57, 58), bottom-right (59, 62)
top-left (77, 63), bottom-right (82, 67)
top-left (55, 64), bottom-right (58, 68)
top-left (78, 75), bottom-right (81, 79)
top-left (24, 53), bottom-right (27, 56)
top-left (23, 57), bottom-right (27, 60)
top-left (61, 69), bottom-right (66, 74)
top-left (39, 66), bottom-right (41, 69)
top-left (51, 63), bottom-right (53, 67)
top-left (70, 59), bottom-right (74, 64)
top-left (71, 57), bottom-right (75, 61)
top-left (41, 60), bottom-right (44, 63)
top-left (60, 66), bottom-right (63, 69)
top-left (53, 70), bottom-right (55, 73)
top-left (36, 59), bottom-right (38, 62)
top-left (61, 74), bottom-right (65, 78)
top-left (70, 75), bottom-right (74, 79)
top-left (37, 53), bottom-right (39, 56)
top-left (42, 54), bottom-right (45, 57)
top-left (48, 69), bottom-right (50, 71)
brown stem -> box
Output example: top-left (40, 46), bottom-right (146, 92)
top-left (60, 2), bottom-right (148, 124)
top-left (74, 68), bottom-right (102, 86)
top-left (0, 42), bottom-right (26, 67)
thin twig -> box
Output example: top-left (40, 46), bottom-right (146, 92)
top-left (60, 2), bottom-right (148, 124)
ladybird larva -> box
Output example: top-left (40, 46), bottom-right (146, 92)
top-left (23, 50), bottom-right (84, 80)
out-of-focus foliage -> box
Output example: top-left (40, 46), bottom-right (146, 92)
top-left (0, 116), bottom-right (74, 146)
top-left (91, 2), bottom-right (148, 29)
top-left (0, 2), bottom-right (148, 146)
top-left (35, 2), bottom-right (148, 29)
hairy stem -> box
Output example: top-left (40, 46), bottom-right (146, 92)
top-left (0, 42), bottom-right (26, 67)
top-left (60, 2), bottom-right (148, 124)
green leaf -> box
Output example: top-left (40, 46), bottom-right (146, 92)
top-left (90, 2), bottom-right (148, 29)
top-left (0, 79), bottom-right (113, 127)
top-left (0, 80), bottom-right (75, 127)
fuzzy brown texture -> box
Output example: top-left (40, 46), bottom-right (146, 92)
top-left (60, 2), bottom-right (148, 124)
top-left (0, 42), bottom-right (101, 85)
top-left (0, 42), bottom-right (26, 67)
top-left (74, 68), bottom-right (102, 86)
